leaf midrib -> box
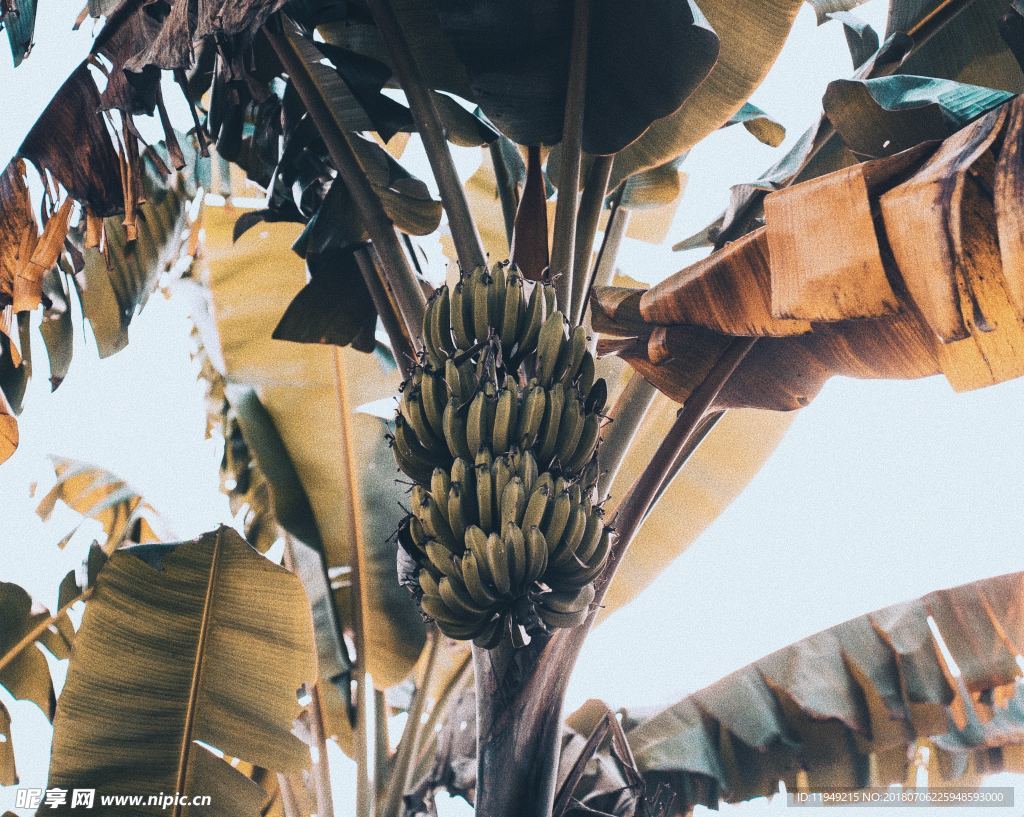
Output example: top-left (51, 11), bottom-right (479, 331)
top-left (173, 527), bottom-right (224, 814)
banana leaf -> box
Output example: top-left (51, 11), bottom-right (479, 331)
top-left (36, 455), bottom-right (164, 552)
top-left (191, 206), bottom-right (426, 688)
top-left (44, 527), bottom-right (317, 816)
top-left (623, 570), bottom-right (1024, 811)
top-left (607, 0), bottom-right (803, 189)
top-left (0, 385), bottom-right (14, 464)
top-left (823, 75), bottom-right (1013, 157)
top-left (682, 0), bottom-right (1024, 251)
top-left (0, 701), bottom-right (14, 785)
top-left (600, 397), bottom-right (793, 623)
top-left (0, 581), bottom-right (69, 718)
top-left (1, 0), bottom-right (35, 66)
top-left (81, 149), bottom-right (194, 358)
top-left (724, 102), bottom-right (786, 147)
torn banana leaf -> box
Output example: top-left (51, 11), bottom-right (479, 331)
top-left (45, 528), bottom-right (316, 816)
top-left (18, 64), bottom-right (123, 217)
top-left (596, 95), bottom-right (1024, 409)
top-left (1, 0), bottom-right (35, 66)
top-left (36, 455), bottom-right (164, 552)
top-left (681, 0), bottom-right (1024, 252)
top-left (623, 570), bottom-right (1024, 811)
top-left (0, 385), bottom-right (15, 465)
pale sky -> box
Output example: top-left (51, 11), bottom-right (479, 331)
top-left (2, 1), bottom-right (1023, 815)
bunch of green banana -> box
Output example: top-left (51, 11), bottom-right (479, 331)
top-left (392, 264), bottom-right (607, 482)
top-left (391, 262), bottom-right (613, 648)
top-left (397, 454), bottom-right (613, 646)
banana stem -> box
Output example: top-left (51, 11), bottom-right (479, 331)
top-left (354, 670), bottom-right (377, 817)
top-left (309, 684), bottom-right (338, 817)
top-left (379, 630), bottom-right (441, 817)
top-left (265, 19), bottom-right (426, 338)
top-left (354, 245), bottom-right (417, 377)
top-left (551, 0), bottom-right (591, 313)
top-left (364, 0), bottom-right (487, 272)
top-left (374, 687), bottom-right (391, 803)
top-left (595, 372), bottom-right (659, 501)
top-left (569, 154), bottom-right (613, 326)
top-left (490, 141), bottom-right (521, 248)
top-left (590, 201), bottom-right (630, 294)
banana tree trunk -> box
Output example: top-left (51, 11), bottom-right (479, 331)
top-left (473, 633), bottom-right (571, 817)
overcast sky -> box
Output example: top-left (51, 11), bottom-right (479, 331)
top-left (2, 1), bottom-right (1023, 814)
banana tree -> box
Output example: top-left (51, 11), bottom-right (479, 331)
top-left (3, 0), bottom-right (1024, 816)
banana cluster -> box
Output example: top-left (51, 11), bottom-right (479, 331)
top-left (391, 263), bottom-right (612, 648)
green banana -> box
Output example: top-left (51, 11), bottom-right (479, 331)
top-left (450, 281), bottom-right (473, 349)
top-left (551, 504), bottom-right (587, 565)
top-left (475, 449), bottom-right (495, 531)
top-left (492, 384), bottom-right (518, 453)
top-left (393, 416), bottom-right (437, 483)
top-left (462, 551), bottom-right (500, 607)
top-left (561, 324), bottom-right (588, 384)
top-left (542, 490), bottom-right (572, 550)
top-left (489, 263), bottom-right (506, 331)
top-left (472, 267), bottom-right (492, 342)
top-left (424, 542), bottom-right (459, 578)
top-left (516, 384), bottom-right (546, 449)
top-left (483, 531), bottom-right (511, 596)
top-left (536, 605), bottom-right (589, 630)
top-left (537, 311), bottom-right (567, 385)
top-left (420, 370), bottom-right (447, 440)
top-left (537, 385), bottom-right (566, 465)
top-left (518, 449), bottom-right (539, 492)
top-left (440, 576), bottom-right (492, 618)
top-left (418, 568), bottom-right (441, 599)
top-left (554, 396), bottom-right (584, 466)
top-left (514, 282), bottom-right (545, 365)
top-left (467, 390), bottom-right (488, 457)
top-left (443, 399), bottom-right (472, 460)
top-left (563, 414), bottom-right (600, 473)
top-left (504, 522), bottom-right (528, 592)
top-left (537, 582), bottom-right (594, 615)
top-left (524, 525), bottom-right (548, 582)
top-left (576, 352), bottom-right (596, 397)
top-left (501, 273), bottom-right (525, 354)
top-left (522, 481), bottom-right (551, 531)
top-left (500, 476), bottom-right (526, 529)
top-left (585, 378), bottom-right (608, 414)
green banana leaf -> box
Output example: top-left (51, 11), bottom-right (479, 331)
top-left (44, 527), bottom-right (317, 815)
top-left (190, 206), bottom-right (426, 689)
top-left (0, 581), bottom-right (70, 718)
top-left (1, 0), bottom-right (35, 66)
top-left (278, 18), bottom-right (442, 237)
top-left (622, 569), bottom-right (1024, 810)
top-left (607, 0), bottom-right (804, 189)
top-left (824, 75), bottom-right (1014, 157)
